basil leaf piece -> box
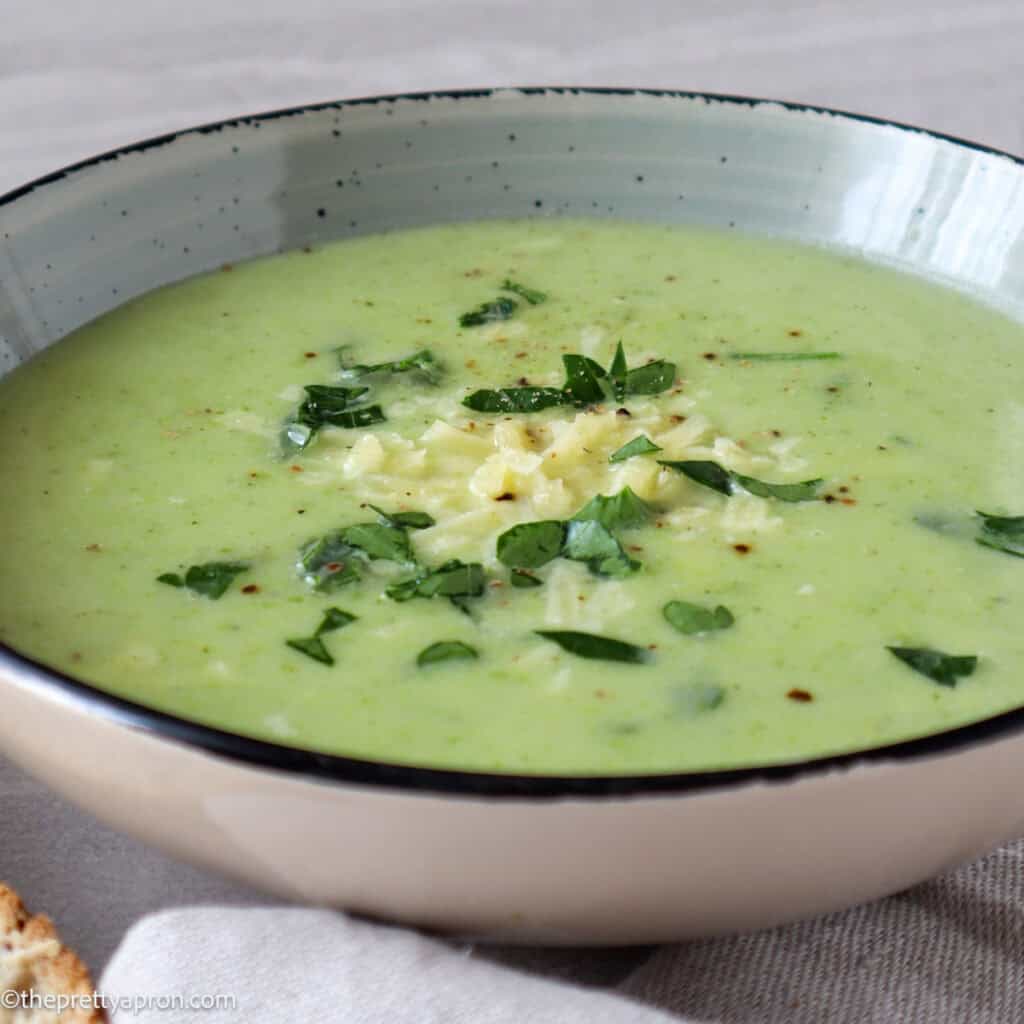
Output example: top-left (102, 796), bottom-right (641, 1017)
top-left (386, 560), bottom-right (486, 602)
top-left (417, 640), bottom-right (480, 667)
top-left (324, 404), bottom-right (386, 430)
top-left (496, 521), bottom-right (566, 569)
top-left (297, 533), bottom-right (363, 591)
top-left (316, 607), bottom-right (357, 636)
top-left (731, 472), bottom-right (823, 503)
top-left (728, 352), bottom-right (841, 362)
top-left (501, 279), bottom-right (547, 305)
top-left (663, 600), bottom-right (734, 635)
top-left (286, 636), bottom-right (334, 666)
top-left (562, 354), bottom-right (609, 406)
top-left (658, 460), bottom-right (822, 503)
top-left (459, 297), bottom-right (518, 328)
top-left (608, 341), bottom-right (628, 402)
top-left (976, 511), bottom-right (1024, 558)
top-left (625, 359), bottom-right (676, 396)
top-left (658, 459), bottom-right (732, 495)
top-left (571, 487), bottom-right (651, 531)
top-left (510, 569), bottom-right (543, 588)
top-left (367, 505), bottom-right (435, 530)
top-left (167, 561), bottom-right (250, 600)
top-left (340, 348), bottom-right (442, 385)
top-left (337, 522), bottom-right (415, 565)
top-left (301, 384), bottom-right (371, 421)
top-left (887, 646), bottom-right (978, 687)
top-left (461, 387), bottom-right (569, 414)
top-left (535, 630), bottom-right (649, 664)
top-left (562, 520), bottom-right (639, 577)
top-left (609, 434), bottom-right (662, 463)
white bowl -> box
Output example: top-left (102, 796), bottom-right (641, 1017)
top-left (2, 89), bottom-right (1024, 944)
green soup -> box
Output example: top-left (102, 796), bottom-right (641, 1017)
top-left (2, 218), bottom-right (1023, 774)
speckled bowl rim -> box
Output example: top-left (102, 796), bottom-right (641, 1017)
top-left (3, 86), bottom-right (1024, 800)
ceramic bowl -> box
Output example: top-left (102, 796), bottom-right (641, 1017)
top-left (2, 89), bottom-right (1024, 944)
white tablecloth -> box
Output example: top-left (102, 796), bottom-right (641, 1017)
top-left (2, 2), bottom-right (1023, 1020)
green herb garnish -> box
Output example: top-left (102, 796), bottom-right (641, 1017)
top-left (339, 348), bottom-right (442, 385)
top-left (535, 630), bottom-right (649, 664)
top-left (609, 434), bottom-right (662, 463)
top-left (658, 460), bottom-right (822, 503)
top-left (561, 354), bottom-right (609, 405)
top-left (976, 511), bottom-right (1024, 558)
top-left (561, 519), bottom-right (639, 578)
top-left (336, 522), bottom-right (415, 566)
top-left (625, 359), bottom-right (676, 395)
top-left (728, 352), bottom-right (841, 362)
top-left (282, 384), bottom-right (385, 453)
top-left (157, 561), bottom-right (250, 599)
top-left (496, 521), bottom-right (565, 569)
top-left (459, 297), bottom-right (518, 328)
top-left (366, 505), bottom-right (435, 530)
top-left (461, 342), bottom-right (675, 414)
top-left (296, 533), bottom-right (363, 591)
top-left (417, 640), bottom-right (480, 667)
top-left (509, 569), bottom-right (543, 588)
top-left (462, 387), bottom-right (570, 414)
top-left (386, 560), bottom-right (486, 603)
top-left (663, 600), bottom-right (734, 635)
top-left (571, 487), bottom-right (651, 531)
top-left (315, 607), bottom-right (357, 635)
top-left (887, 646), bottom-right (978, 687)
top-left (501, 279), bottom-right (547, 305)
top-left (286, 636), bottom-right (334, 666)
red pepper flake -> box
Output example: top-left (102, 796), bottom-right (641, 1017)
top-left (771, 429), bottom-right (782, 438)
top-left (670, 414), bottom-right (687, 423)
top-left (827, 386), bottom-right (840, 393)
top-left (787, 688), bottom-right (814, 703)
top-left (703, 352), bottom-right (718, 361)
top-left (466, 359), bottom-right (477, 369)
top-left (289, 465), bottom-right (303, 473)
top-left (220, 263), bottom-right (233, 272)
top-left (616, 407), bottom-right (632, 417)
top-left (463, 268), bottom-right (483, 278)
top-left (733, 543), bottom-right (752, 555)
top-left (297, 509), bottom-right (306, 514)
top-left (85, 543), bottom-right (102, 552)
top-left (628, 545), bottom-right (644, 552)
top-left (241, 584), bottom-right (260, 594)
top-left (515, 351), bottom-right (528, 359)
top-left (594, 689), bottom-right (609, 699)
top-left (325, 562), bottom-right (343, 572)
top-left (664, 274), bottom-right (677, 282)
top-left (416, 317), bottom-right (433, 324)
top-left (71, 652), bottom-right (82, 663)
top-left (495, 492), bottom-right (516, 502)
top-left (788, 328), bottom-right (803, 337)
top-left (304, 351), bottom-right (318, 359)
top-left (838, 485), bottom-right (849, 493)
top-left (301, 245), bottom-right (313, 254)
top-left (489, 580), bottom-right (504, 588)
top-left (517, 376), bottom-right (530, 386)
top-left (840, 497), bottom-right (857, 506)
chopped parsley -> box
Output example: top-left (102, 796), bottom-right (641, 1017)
top-left (663, 600), bottom-right (734, 635)
top-left (535, 630), bottom-right (650, 664)
top-left (157, 561), bottom-right (250, 599)
top-left (887, 646), bottom-right (978, 687)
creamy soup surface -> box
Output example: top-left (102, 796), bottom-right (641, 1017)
top-left (2, 219), bottom-right (1023, 774)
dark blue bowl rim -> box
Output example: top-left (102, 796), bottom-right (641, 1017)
top-left (2, 86), bottom-right (1022, 800)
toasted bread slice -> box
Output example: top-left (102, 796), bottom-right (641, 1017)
top-left (0, 882), bottom-right (104, 1023)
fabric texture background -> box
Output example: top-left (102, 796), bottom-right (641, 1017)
top-left (2, 1), bottom-right (1023, 1020)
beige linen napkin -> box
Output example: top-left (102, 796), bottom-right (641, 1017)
top-left (99, 907), bottom-right (684, 1024)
